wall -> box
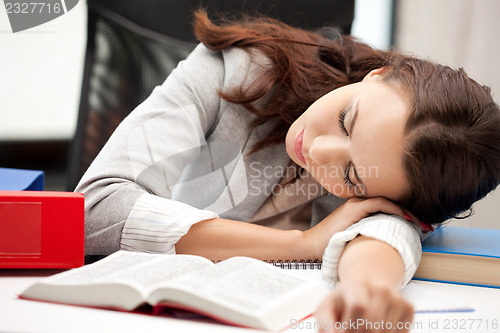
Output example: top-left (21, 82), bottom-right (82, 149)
top-left (351, 0), bottom-right (393, 50)
top-left (0, 1), bottom-right (86, 141)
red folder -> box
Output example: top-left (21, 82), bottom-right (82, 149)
top-left (0, 191), bottom-right (84, 268)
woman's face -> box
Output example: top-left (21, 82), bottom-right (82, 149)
top-left (285, 69), bottom-right (411, 201)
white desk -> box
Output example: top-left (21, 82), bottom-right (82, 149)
top-left (1, 270), bottom-right (499, 333)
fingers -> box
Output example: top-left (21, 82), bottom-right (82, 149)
top-left (315, 291), bottom-right (343, 333)
top-left (346, 196), bottom-right (432, 234)
top-left (316, 286), bottom-right (414, 333)
top-left (368, 289), bottom-right (414, 333)
top-left (344, 197), bottom-right (406, 221)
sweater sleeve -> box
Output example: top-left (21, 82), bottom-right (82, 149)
top-left (76, 44), bottom-right (224, 255)
top-left (321, 214), bottom-right (422, 287)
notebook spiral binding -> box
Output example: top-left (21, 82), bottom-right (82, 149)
top-left (212, 259), bottom-right (322, 269)
top-left (264, 259), bottom-right (322, 270)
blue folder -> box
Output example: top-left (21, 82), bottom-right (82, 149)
top-left (0, 167), bottom-right (44, 191)
top-left (422, 226), bottom-right (500, 259)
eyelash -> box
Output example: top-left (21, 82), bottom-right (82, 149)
top-left (343, 162), bottom-right (356, 188)
top-left (338, 107), bottom-right (349, 136)
top-left (339, 108), bottom-right (355, 188)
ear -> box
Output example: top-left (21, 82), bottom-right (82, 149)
top-left (362, 67), bottom-right (389, 82)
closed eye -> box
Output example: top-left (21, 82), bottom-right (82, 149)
top-left (338, 107), bottom-right (349, 135)
top-left (343, 162), bottom-right (356, 188)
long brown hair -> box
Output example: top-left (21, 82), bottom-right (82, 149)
top-left (193, 10), bottom-right (500, 224)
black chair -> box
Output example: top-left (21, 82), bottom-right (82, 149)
top-left (66, 0), bottom-right (355, 191)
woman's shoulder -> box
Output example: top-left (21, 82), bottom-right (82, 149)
top-left (189, 43), bottom-right (272, 90)
top-left (189, 43), bottom-right (268, 66)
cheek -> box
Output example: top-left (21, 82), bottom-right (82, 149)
top-left (307, 108), bottom-right (336, 133)
top-left (306, 164), bottom-right (365, 198)
top-left (307, 164), bottom-right (347, 197)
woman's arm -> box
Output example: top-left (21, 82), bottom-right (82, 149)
top-left (176, 197), bottom-right (411, 262)
top-left (176, 218), bottom-right (311, 261)
top-left (176, 215), bottom-right (356, 261)
top-left (338, 235), bottom-right (405, 289)
top-left (315, 236), bottom-right (414, 333)
top-left (77, 44), bottom-right (225, 255)
top-left (177, 202), bottom-right (417, 333)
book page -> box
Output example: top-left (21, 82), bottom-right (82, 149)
top-left (20, 251), bottom-right (216, 311)
top-left (285, 267), bottom-right (333, 290)
top-left (45, 251), bottom-right (214, 292)
top-left (146, 257), bottom-right (329, 331)
top-left (157, 256), bottom-right (321, 312)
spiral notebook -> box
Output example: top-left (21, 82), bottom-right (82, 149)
top-left (265, 259), bottom-right (322, 270)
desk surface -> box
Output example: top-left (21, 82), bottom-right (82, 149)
top-left (1, 270), bottom-right (499, 333)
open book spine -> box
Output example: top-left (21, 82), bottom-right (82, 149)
top-left (264, 260), bottom-right (322, 270)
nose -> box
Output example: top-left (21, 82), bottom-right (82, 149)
top-left (308, 135), bottom-right (349, 165)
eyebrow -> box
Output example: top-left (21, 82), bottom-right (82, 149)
top-left (349, 98), bottom-right (359, 138)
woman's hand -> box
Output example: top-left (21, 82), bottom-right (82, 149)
top-left (404, 211), bottom-right (435, 233)
top-left (315, 278), bottom-right (414, 333)
top-left (302, 197), bottom-right (408, 259)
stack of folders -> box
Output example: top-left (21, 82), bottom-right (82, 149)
top-left (414, 226), bottom-right (500, 288)
top-left (0, 167), bottom-right (84, 268)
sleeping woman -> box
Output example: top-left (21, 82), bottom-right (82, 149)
top-left (76, 10), bottom-right (500, 332)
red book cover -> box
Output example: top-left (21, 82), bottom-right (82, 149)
top-left (0, 191), bottom-right (84, 268)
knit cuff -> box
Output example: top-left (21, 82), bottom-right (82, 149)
top-left (322, 214), bottom-right (422, 288)
top-left (120, 193), bottom-right (219, 254)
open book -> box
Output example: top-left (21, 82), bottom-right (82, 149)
top-left (20, 251), bottom-right (328, 331)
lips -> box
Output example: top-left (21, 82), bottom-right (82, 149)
top-left (295, 129), bottom-right (307, 165)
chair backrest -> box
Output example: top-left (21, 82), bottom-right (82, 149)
top-left (66, 0), bottom-right (355, 191)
